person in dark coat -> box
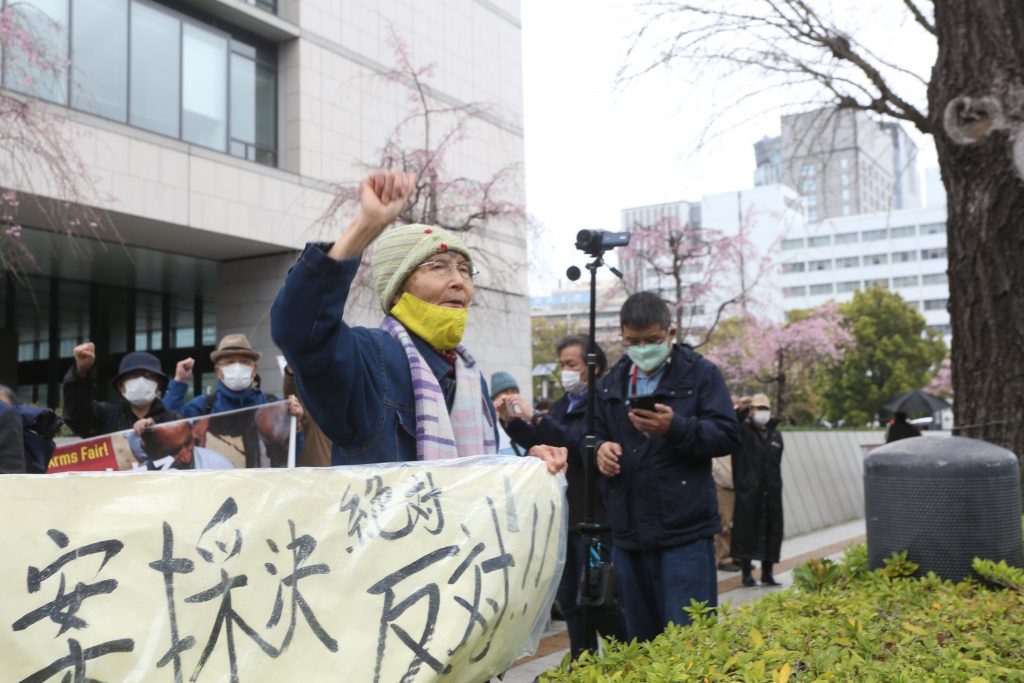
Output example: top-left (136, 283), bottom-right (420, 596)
top-left (62, 343), bottom-right (178, 437)
top-left (0, 393), bottom-right (26, 474)
top-left (730, 393), bottom-right (785, 587)
top-left (594, 292), bottom-right (740, 641)
top-left (270, 170), bottom-right (566, 473)
top-left (497, 335), bottom-right (628, 658)
top-left (885, 411), bottom-right (922, 442)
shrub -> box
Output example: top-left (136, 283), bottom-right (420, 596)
top-left (541, 548), bottom-right (1024, 681)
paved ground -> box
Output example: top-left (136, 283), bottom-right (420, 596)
top-left (502, 518), bottom-right (867, 682)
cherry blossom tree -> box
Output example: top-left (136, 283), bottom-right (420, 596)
top-left (704, 303), bottom-right (852, 423)
top-left (617, 212), bottom-right (774, 346)
top-left (0, 4), bottom-right (113, 277)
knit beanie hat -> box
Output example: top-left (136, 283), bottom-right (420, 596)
top-left (372, 223), bottom-right (472, 313)
top-left (489, 371), bottom-right (519, 399)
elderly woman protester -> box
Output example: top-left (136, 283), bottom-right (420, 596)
top-left (271, 171), bottom-right (565, 473)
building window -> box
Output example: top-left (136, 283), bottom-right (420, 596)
top-left (862, 228), bottom-right (888, 241)
top-left (242, 0), bottom-right (277, 12)
top-left (1, 0), bottom-right (279, 167)
top-left (893, 275), bottom-right (919, 288)
top-left (783, 286), bottom-right (807, 298)
top-left (835, 232), bottom-right (859, 245)
top-left (842, 204), bottom-right (851, 216)
top-left (840, 158), bottom-right (849, 169)
top-left (929, 324), bottom-right (952, 335)
top-left (808, 235), bottom-right (831, 248)
top-left (782, 238), bottom-right (805, 250)
top-left (841, 173), bottom-right (850, 186)
top-left (808, 209), bottom-right (818, 221)
top-left (805, 194), bottom-right (818, 207)
top-left (809, 283), bottom-right (834, 296)
top-left (781, 262), bottom-right (806, 274)
top-left (865, 253), bottom-right (888, 266)
top-left (802, 179), bottom-right (817, 192)
top-left (809, 259), bottom-right (832, 271)
top-left (865, 278), bottom-right (889, 289)
top-left (837, 256), bottom-right (860, 269)
top-left (921, 248), bottom-right (948, 260)
top-left (837, 281), bottom-right (860, 293)
top-left (923, 298), bottom-right (948, 311)
top-left (890, 225), bottom-right (916, 239)
top-left (922, 272), bottom-right (948, 286)
top-left (920, 222), bottom-right (945, 235)
top-left (801, 162), bottom-right (816, 177)
top-left (891, 250), bottom-right (917, 263)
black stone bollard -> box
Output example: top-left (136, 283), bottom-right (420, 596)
top-left (864, 435), bottom-right (1023, 581)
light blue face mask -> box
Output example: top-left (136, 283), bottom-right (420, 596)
top-left (626, 341), bottom-right (671, 373)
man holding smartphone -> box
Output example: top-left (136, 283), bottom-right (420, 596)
top-left (594, 292), bottom-right (739, 642)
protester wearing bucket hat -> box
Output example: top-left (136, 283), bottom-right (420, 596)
top-left (164, 333), bottom-right (302, 423)
top-left (62, 342), bottom-right (179, 438)
top-left (270, 170), bottom-right (567, 474)
top-left (730, 392), bottom-right (785, 588)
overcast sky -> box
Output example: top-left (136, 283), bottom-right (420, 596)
top-left (520, 0), bottom-right (940, 295)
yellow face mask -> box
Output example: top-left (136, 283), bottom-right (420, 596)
top-left (390, 292), bottom-right (468, 350)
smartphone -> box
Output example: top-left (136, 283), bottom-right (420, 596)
top-left (629, 393), bottom-right (658, 412)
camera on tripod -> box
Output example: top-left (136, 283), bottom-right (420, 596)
top-left (575, 229), bottom-right (630, 256)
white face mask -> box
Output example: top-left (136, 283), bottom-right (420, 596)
top-left (560, 369), bottom-right (585, 395)
top-left (752, 409), bottom-right (772, 425)
top-left (221, 363), bottom-right (254, 392)
top-left (122, 377), bottom-right (158, 407)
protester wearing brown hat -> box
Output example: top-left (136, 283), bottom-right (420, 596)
top-left (164, 333), bottom-right (302, 421)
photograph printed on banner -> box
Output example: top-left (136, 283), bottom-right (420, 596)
top-left (47, 401), bottom-right (295, 473)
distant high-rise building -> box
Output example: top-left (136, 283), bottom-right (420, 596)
top-left (754, 107), bottom-right (921, 222)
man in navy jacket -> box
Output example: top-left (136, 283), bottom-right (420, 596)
top-left (595, 292), bottom-right (739, 642)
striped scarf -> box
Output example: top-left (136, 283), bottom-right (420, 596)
top-left (380, 316), bottom-right (497, 460)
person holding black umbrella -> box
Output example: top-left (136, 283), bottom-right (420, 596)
top-left (886, 412), bottom-right (922, 442)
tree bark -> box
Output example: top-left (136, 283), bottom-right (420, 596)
top-left (930, 1), bottom-right (1024, 481)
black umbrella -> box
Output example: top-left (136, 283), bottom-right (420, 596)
top-left (881, 389), bottom-right (951, 414)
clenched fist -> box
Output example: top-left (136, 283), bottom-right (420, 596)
top-left (175, 358), bottom-right (195, 382)
top-left (74, 342), bottom-right (96, 378)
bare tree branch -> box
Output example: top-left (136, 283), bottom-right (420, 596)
top-left (902, 0), bottom-right (937, 36)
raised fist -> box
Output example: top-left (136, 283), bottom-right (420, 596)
top-left (175, 357), bottom-right (195, 382)
top-left (74, 342), bottom-right (96, 377)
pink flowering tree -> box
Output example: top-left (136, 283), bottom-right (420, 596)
top-left (926, 358), bottom-right (952, 398)
top-left (319, 27), bottom-right (528, 267)
top-left (705, 303), bottom-right (852, 423)
top-left (617, 213), bottom-right (774, 346)
top-left (0, 5), bottom-right (112, 277)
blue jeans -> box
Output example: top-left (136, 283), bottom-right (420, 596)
top-left (557, 534), bottom-right (629, 658)
top-left (612, 536), bottom-right (717, 642)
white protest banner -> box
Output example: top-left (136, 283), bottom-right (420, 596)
top-left (1, 456), bottom-right (566, 682)
top-left (48, 401), bottom-right (294, 473)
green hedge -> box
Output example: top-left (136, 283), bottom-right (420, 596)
top-left (541, 546), bottom-right (1024, 682)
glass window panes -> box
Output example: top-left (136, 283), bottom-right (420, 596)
top-left (135, 291), bottom-right (163, 351)
top-left (58, 282), bottom-right (90, 358)
top-left (96, 286), bottom-right (130, 354)
top-left (170, 295), bottom-right (195, 348)
top-left (837, 256), bottom-right (860, 269)
top-left (924, 299), bottom-right (948, 311)
top-left (862, 228), bottom-right (888, 241)
top-left (230, 54), bottom-right (277, 164)
top-left (920, 223), bottom-right (945, 235)
top-left (802, 179), bottom-right (816, 192)
top-left (865, 278), bottom-right (889, 289)
top-left (202, 296), bottom-right (217, 346)
top-left (922, 248), bottom-right (947, 260)
top-left (781, 238), bottom-right (804, 250)
top-left (922, 272), bottom-right (948, 286)
top-left (783, 286), bottom-right (806, 298)
top-left (781, 262), bottom-right (805, 274)
top-left (890, 225), bottom-right (916, 239)
top-left (837, 281), bottom-right (860, 293)
top-left (891, 251), bottom-right (917, 263)
top-left (808, 209), bottom-right (818, 221)
top-left (16, 277), bottom-right (50, 362)
top-left (801, 163), bottom-right (816, 176)
top-left (809, 259), bottom-right (832, 271)
top-left (866, 254), bottom-right (888, 266)
top-left (836, 232), bottom-right (859, 245)
top-left (930, 324), bottom-right (952, 335)
top-left (808, 235), bottom-right (831, 247)
top-left (805, 195), bottom-right (818, 207)
top-left (130, 1), bottom-right (181, 137)
top-left (182, 24), bottom-right (228, 151)
top-left (809, 283), bottom-right (833, 295)
top-left (71, 0), bottom-right (128, 120)
top-left (893, 275), bottom-right (919, 288)
top-left (5, 0), bottom-right (69, 104)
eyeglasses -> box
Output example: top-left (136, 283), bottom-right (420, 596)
top-left (164, 435), bottom-right (193, 458)
top-left (416, 260), bottom-right (478, 281)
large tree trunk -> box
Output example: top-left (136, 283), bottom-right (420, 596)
top-left (930, 1), bottom-right (1024, 482)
